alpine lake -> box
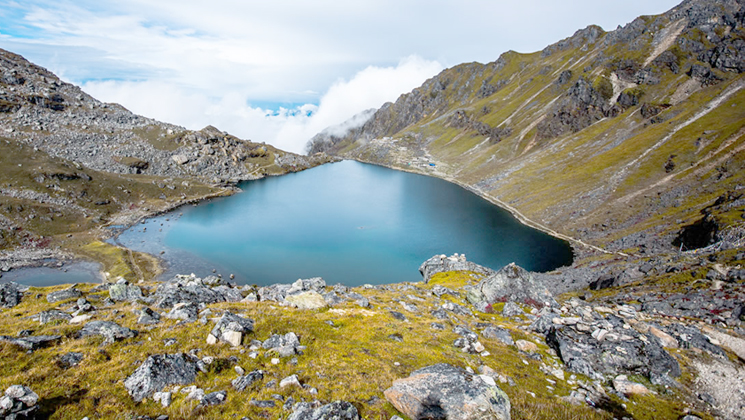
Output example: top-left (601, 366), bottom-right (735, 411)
top-left (7, 161), bottom-right (574, 287)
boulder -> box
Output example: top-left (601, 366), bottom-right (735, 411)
top-left (502, 302), bottom-right (524, 317)
top-left (137, 307), bottom-right (161, 325)
top-left (384, 364), bottom-right (510, 420)
top-left (466, 263), bottom-right (556, 310)
top-left (482, 326), bottom-right (514, 346)
top-left (0, 282), bottom-right (22, 308)
top-left (0, 335), bottom-right (61, 351)
top-left (285, 291), bottom-right (327, 310)
top-left (32, 309), bottom-right (72, 324)
top-left (259, 277), bottom-right (327, 305)
top-left (109, 281), bottom-right (144, 302)
top-left (124, 353), bottom-right (198, 402)
top-left (165, 302), bottom-right (199, 322)
top-left (78, 321), bottom-right (137, 344)
top-left (0, 385), bottom-right (39, 419)
top-left (262, 332), bottom-right (301, 357)
top-left (57, 352), bottom-right (84, 369)
top-left (172, 154), bottom-right (190, 165)
top-left (154, 274), bottom-right (238, 309)
top-left (46, 286), bottom-right (82, 303)
top-left (613, 375), bottom-right (649, 396)
top-left (287, 401), bottom-right (360, 420)
top-left (199, 390), bottom-right (227, 406)
top-left (232, 370), bottom-right (264, 392)
top-left (206, 311), bottom-right (254, 346)
top-left (546, 326), bottom-right (680, 383)
top-left (280, 374), bottom-right (301, 388)
top-left (419, 254), bottom-right (496, 283)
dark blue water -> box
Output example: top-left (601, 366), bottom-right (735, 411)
top-left (116, 161), bottom-right (573, 286)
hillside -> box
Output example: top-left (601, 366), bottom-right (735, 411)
top-left (0, 1), bottom-right (744, 419)
top-left (0, 48), bottom-right (335, 277)
top-left (309, 0), bottom-right (745, 262)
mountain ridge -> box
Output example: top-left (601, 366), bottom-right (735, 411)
top-left (0, 47), bottom-right (335, 276)
top-left (308, 0), bottom-right (745, 261)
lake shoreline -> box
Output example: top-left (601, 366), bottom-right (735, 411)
top-left (3, 158), bottom-right (578, 286)
top-left (348, 157), bottom-right (627, 261)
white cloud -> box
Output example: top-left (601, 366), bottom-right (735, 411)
top-left (1, 0), bottom-right (683, 153)
top-left (83, 56), bottom-right (443, 154)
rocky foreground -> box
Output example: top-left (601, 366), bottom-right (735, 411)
top-left (0, 250), bottom-right (743, 419)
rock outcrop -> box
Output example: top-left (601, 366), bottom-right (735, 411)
top-left (124, 353), bottom-right (198, 402)
top-left (465, 263), bottom-right (557, 311)
top-left (419, 254), bottom-right (496, 283)
top-left (206, 311), bottom-right (254, 346)
top-left (384, 363), bottom-right (510, 420)
top-left (0, 282), bottom-right (22, 308)
top-left (0, 385), bottom-right (39, 419)
top-left (78, 321), bottom-right (137, 344)
top-left (286, 401), bottom-right (361, 420)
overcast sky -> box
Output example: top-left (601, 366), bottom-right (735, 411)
top-left (0, 0), bottom-right (681, 153)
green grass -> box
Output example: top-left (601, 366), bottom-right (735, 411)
top-left (0, 277), bottom-right (621, 420)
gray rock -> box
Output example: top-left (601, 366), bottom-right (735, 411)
top-left (32, 309), bottom-right (72, 324)
top-left (199, 390), bottom-right (227, 406)
top-left (46, 286), bottom-right (82, 303)
top-left (441, 302), bottom-right (473, 316)
top-left (137, 307), bottom-right (161, 325)
top-left (232, 370), bottom-right (264, 392)
top-left (384, 364), bottom-right (510, 420)
top-left (165, 302), bottom-right (199, 322)
top-left (250, 399), bottom-right (276, 408)
top-left (154, 274), bottom-right (238, 309)
top-left (124, 353), bottom-right (198, 402)
top-left (502, 302), bottom-right (523, 317)
top-left (0, 334), bottom-right (61, 351)
top-left (286, 291), bottom-right (327, 310)
top-left (346, 292), bottom-right (369, 308)
top-left (419, 254), bottom-right (496, 283)
top-left (0, 282), bottom-right (22, 308)
top-left (287, 401), bottom-right (360, 420)
top-left (323, 292), bottom-right (344, 306)
top-left (262, 332), bottom-right (301, 357)
top-left (431, 285), bottom-right (456, 297)
top-left (482, 326), bottom-right (514, 346)
top-left (0, 385), bottom-right (39, 419)
top-left (431, 309), bottom-right (449, 320)
top-left (207, 311), bottom-right (254, 346)
top-left (389, 311), bottom-right (407, 322)
top-left (78, 321), bottom-right (136, 344)
top-left (57, 352), bottom-right (84, 369)
top-left (109, 282), bottom-right (144, 302)
top-left (153, 391), bottom-right (172, 408)
top-left (466, 263), bottom-right (556, 310)
top-left (546, 326), bottom-right (680, 383)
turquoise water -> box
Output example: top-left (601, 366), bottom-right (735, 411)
top-left (116, 160), bottom-right (573, 286)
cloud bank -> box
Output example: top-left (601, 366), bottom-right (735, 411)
top-left (0, 0), bottom-right (682, 153)
top-left (83, 56), bottom-right (443, 153)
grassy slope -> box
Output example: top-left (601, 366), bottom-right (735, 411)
top-left (0, 271), bottom-right (711, 420)
top-left (334, 12), bottom-right (745, 253)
